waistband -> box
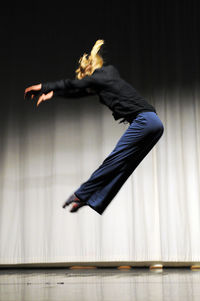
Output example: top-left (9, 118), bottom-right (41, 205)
top-left (125, 110), bottom-right (157, 124)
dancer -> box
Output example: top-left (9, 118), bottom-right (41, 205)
top-left (24, 39), bottom-right (164, 215)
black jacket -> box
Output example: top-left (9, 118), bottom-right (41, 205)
top-left (41, 64), bottom-right (156, 124)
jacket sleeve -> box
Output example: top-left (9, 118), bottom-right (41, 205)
top-left (41, 76), bottom-right (97, 98)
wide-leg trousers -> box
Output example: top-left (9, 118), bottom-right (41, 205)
top-left (75, 111), bottom-right (164, 215)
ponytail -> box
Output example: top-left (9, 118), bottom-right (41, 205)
top-left (75, 39), bottom-right (104, 79)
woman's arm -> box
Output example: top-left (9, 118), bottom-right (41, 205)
top-left (42, 77), bottom-right (97, 98)
top-left (41, 76), bottom-right (96, 95)
top-left (24, 75), bottom-right (97, 106)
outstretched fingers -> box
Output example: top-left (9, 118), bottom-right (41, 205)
top-left (24, 84), bottom-right (42, 99)
top-left (37, 94), bottom-right (45, 107)
top-left (36, 91), bottom-right (53, 107)
top-left (24, 84), bottom-right (53, 107)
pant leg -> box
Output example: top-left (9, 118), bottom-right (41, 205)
top-left (75, 112), bottom-right (164, 213)
top-left (87, 122), bottom-right (164, 214)
top-left (75, 112), bottom-right (153, 201)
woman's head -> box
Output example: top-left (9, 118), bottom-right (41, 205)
top-left (75, 39), bottom-right (104, 79)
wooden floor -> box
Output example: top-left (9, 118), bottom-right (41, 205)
top-left (0, 268), bottom-right (200, 301)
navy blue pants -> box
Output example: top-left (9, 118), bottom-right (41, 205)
top-left (75, 111), bottom-right (164, 215)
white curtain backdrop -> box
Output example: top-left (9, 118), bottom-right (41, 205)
top-left (0, 83), bottom-right (200, 265)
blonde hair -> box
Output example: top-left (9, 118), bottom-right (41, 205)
top-left (75, 39), bottom-right (104, 79)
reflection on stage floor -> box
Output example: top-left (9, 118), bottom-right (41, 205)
top-left (0, 268), bottom-right (200, 301)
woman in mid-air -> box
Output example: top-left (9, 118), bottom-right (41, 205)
top-left (24, 39), bottom-right (164, 215)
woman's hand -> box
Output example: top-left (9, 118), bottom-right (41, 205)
top-left (24, 84), bottom-right (54, 107)
top-left (35, 90), bottom-right (54, 107)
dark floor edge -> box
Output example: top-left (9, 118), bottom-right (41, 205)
top-left (0, 261), bottom-right (200, 268)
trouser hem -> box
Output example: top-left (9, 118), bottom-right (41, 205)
top-left (87, 203), bottom-right (104, 215)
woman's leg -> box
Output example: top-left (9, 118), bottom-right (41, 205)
top-left (87, 123), bottom-right (164, 214)
top-left (74, 112), bottom-right (164, 214)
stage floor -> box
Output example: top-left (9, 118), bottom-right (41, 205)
top-left (0, 268), bottom-right (200, 301)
